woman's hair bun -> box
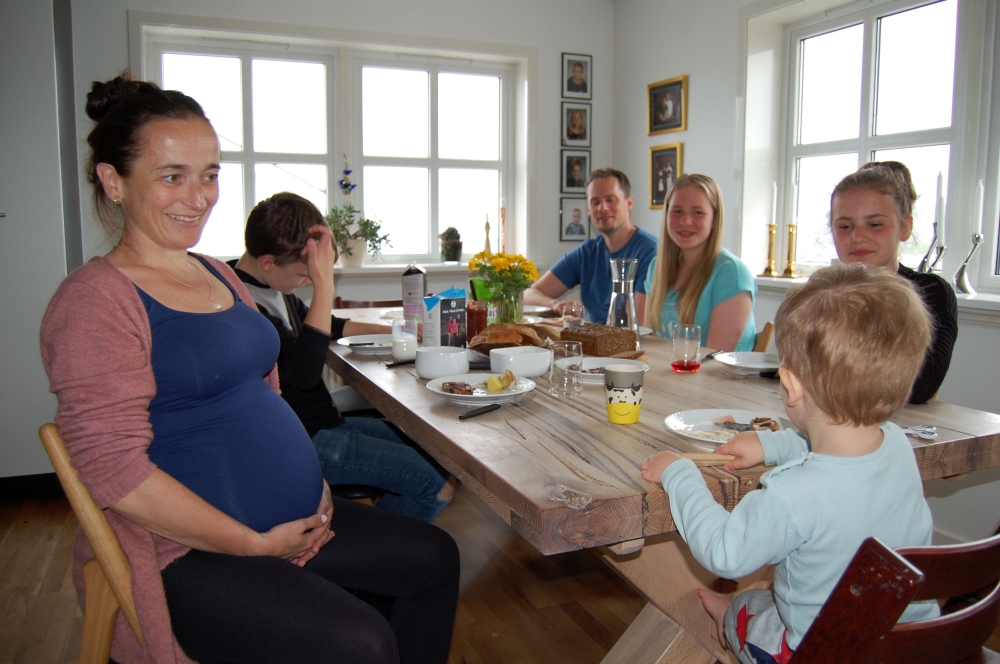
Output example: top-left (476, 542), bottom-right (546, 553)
top-left (85, 71), bottom-right (142, 122)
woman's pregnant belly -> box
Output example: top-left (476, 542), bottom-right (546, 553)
top-left (148, 381), bottom-right (324, 533)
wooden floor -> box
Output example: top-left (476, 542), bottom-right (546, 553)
top-left (0, 484), bottom-right (645, 663)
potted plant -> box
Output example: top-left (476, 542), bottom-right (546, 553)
top-left (440, 227), bottom-right (463, 263)
top-left (325, 203), bottom-right (391, 267)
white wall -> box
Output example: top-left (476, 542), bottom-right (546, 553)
top-left (70, 0), bottom-right (616, 272)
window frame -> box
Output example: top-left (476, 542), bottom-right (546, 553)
top-left (350, 52), bottom-right (514, 263)
top-left (977, 1), bottom-right (1000, 290)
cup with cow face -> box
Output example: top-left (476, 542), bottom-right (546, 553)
top-left (604, 364), bottom-right (644, 424)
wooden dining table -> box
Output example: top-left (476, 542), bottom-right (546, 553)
top-left (327, 309), bottom-right (1000, 664)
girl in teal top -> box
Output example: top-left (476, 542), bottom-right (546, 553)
top-left (643, 174), bottom-right (758, 351)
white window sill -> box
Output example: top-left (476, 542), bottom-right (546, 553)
top-left (756, 276), bottom-right (1000, 328)
top-left (334, 262), bottom-right (472, 276)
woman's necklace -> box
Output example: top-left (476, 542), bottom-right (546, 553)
top-left (118, 241), bottom-right (223, 312)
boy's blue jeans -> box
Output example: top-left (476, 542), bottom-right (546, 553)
top-left (311, 417), bottom-right (449, 523)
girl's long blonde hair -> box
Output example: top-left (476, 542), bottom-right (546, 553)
top-left (645, 174), bottom-right (725, 333)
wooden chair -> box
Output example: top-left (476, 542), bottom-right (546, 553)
top-left (791, 534), bottom-right (1000, 663)
top-left (334, 297), bottom-right (403, 309)
top-left (38, 424), bottom-right (144, 664)
top-left (753, 321), bottom-right (774, 352)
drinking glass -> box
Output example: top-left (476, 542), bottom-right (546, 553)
top-left (561, 302), bottom-right (586, 328)
top-left (392, 317), bottom-right (419, 361)
top-left (548, 341), bottom-right (583, 398)
top-left (605, 364), bottom-right (644, 424)
top-left (669, 322), bottom-right (701, 373)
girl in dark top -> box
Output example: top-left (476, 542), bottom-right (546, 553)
top-left (830, 161), bottom-right (958, 403)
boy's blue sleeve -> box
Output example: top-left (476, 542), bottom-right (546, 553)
top-left (550, 246), bottom-right (584, 290)
top-left (759, 429), bottom-right (810, 467)
top-left (661, 459), bottom-right (806, 578)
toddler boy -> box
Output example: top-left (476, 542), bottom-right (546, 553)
top-left (640, 264), bottom-right (938, 662)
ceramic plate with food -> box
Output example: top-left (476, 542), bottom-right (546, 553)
top-left (336, 334), bottom-right (394, 355)
top-left (565, 357), bottom-right (652, 384)
top-left (715, 352), bottom-right (780, 373)
top-left (426, 373), bottom-right (537, 406)
top-left (664, 409), bottom-right (792, 446)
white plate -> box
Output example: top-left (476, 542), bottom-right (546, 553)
top-left (558, 357), bottom-right (652, 384)
top-left (715, 352), bottom-right (780, 373)
top-left (523, 305), bottom-right (552, 315)
top-left (638, 326), bottom-right (653, 336)
top-left (664, 409), bottom-right (792, 446)
top-left (426, 373), bottom-right (537, 405)
top-left (336, 334), bottom-right (394, 355)
top-left (522, 315), bottom-right (544, 324)
top-left (379, 307), bottom-right (404, 320)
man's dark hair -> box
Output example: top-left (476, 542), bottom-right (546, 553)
top-left (585, 167), bottom-right (631, 198)
top-left (245, 192), bottom-right (327, 264)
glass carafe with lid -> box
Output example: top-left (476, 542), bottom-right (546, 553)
top-left (606, 258), bottom-right (640, 350)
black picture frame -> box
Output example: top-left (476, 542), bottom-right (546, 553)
top-left (648, 75), bottom-right (687, 135)
top-left (650, 143), bottom-right (683, 209)
top-left (561, 149), bottom-right (590, 195)
top-left (560, 197), bottom-right (588, 242)
top-left (562, 53), bottom-right (592, 100)
top-left (561, 101), bottom-right (591, 148)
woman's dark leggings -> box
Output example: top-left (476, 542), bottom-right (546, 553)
top-left (161, 496), bottom-right (460, 664)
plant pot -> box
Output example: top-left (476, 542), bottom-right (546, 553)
top-left (340, 238), bottom-right (368, 268)
top-left (441, 241), bottom-right (462, 263)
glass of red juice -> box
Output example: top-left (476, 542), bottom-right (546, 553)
top-left (669, 323), bottom-right (701, 373)
top-left (467, 300), bottom-right (488, 340)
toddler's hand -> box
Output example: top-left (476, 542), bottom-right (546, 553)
top-left (640, 450), bottom-right (682, 483)
top-left (716, 432), bottom-right (765, 471)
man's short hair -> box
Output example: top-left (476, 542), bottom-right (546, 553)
top-left (585, 168), bottom-right (631, 198)
top-left (245, 192), bottom-right (325, 264)
top-left (775, 264), bottom-right (931, 426)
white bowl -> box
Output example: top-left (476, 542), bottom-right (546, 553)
top-left (415, 346), bottom-right (470, 379)
top-left (489, 346), bottom-right (553, 378)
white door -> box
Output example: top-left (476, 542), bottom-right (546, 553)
top-left (0, 2), bottom-right (68, 477)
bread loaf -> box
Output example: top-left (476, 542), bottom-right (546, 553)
top-left (561, 324), bottom-right (637, 356)
top-left (468, 324), bottom-right (544, 353)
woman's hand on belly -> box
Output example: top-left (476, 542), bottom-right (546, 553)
top-left (255, 485), bottom-right (333, 563)
top-left (290, 482), bottom-right (335, 567)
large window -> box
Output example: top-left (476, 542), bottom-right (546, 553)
top-left (356, 59), bottom-right (509, 260)
top-left (786, 0), bottom-right (957, 269)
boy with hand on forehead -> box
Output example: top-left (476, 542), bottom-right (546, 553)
top-left (640, 264), bottom-right (939, 663)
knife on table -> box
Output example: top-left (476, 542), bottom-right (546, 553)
top-left (459, 404), bottom-right (501, 420)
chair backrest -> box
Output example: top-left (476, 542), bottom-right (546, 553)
top-left (753, 321), bottom-right (774, 353)
top-left (38, 423), bottom-right (144, 645)
top-left (334, 296), bottom-right (403, 309)
top-left (792, 535), bottom-right (1000, 664)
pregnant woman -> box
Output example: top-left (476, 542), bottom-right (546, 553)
top-left (40, 71), bottom-right (458, 664)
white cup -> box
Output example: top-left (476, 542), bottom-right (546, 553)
top-left (392, 338), bottom-right (417, 361)
top-left (415, 346), bottom-right (470, 379)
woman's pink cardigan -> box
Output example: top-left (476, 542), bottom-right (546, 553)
top-left (39, 255), bottom-right (280, 664)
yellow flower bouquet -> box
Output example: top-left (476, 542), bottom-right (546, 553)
top-left (468, 251), bottom-right (540, 324)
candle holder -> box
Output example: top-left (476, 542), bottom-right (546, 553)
top-left (917, 223), bottom-right (938, 273)
top-left (928, 245), bottom-right (946, 274)
top-left (781, 224), bottom-right (799, 278)
top-left (954, 233), bottom-right (984, 295)
top-left (760, 224), bottom-right (779, 277)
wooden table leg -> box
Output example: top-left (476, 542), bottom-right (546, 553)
top-left (601, 531), bottom-right (774, 664)
top-left (600, 603), bottom-right (716, 664)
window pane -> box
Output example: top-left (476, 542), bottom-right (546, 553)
top-left (875, 0), bottom-right (956, 135)
top-left (162, 53), bottom-right (243, 152)
top-left (363, 68), bottom-right (428, 158)
top-left (252, 59), bottom-right (327, 154)
top-left (795, 153), bottom-right (859, 263)
top-left (363, 166), bottom-right (429, 254)
top-left (192, 163), bottom-right (245, 257)
top-left (439, 169), bottom-right (500, 250)
top-left (439, 73), bottom-right (500, 161)
top-left (254, 163), bottom-right (329, 216)
top-left (799, 24), bottom-right (863, 144)
top-left (873, 145), bottom-right (950, 269)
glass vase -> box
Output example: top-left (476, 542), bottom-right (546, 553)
top-left (496, 290), bottom-right (524, 325)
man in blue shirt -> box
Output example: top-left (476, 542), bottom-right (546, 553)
top-left (526, 168), bottom-right (658, 324)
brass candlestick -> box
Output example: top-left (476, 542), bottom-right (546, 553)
top-left (759, 224), bottom-right (779, 277)
top-left (781, 224), bottom-right (799, 278)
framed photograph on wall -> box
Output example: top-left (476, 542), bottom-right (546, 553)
top-left (648, 75), bottom-right (687, 135)
top-left (561, 102), bottom-right (591, 147)
top-left (561, 53), bottom-right (592, 100)
top-left (561, 149), bottom-right (590, 194)
top-left (560, 197), bottom-right (588, 241)
top-left (650, 143), bottom-right (683, 209)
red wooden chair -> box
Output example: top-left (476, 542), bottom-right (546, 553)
top-left (790, 534), bottom-right (1000, 663)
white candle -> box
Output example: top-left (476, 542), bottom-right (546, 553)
top-left (935, 172), bottom-right (946, 248)
top-left (771, 182), bottom-right (778, 227)
top-left (974, 180), bottom-right (984, 237)
top-left (791, 181), bottom-right (798, 226)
